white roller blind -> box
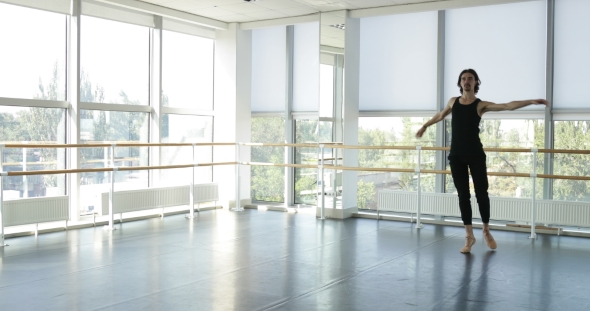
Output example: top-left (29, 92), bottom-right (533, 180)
top-left (444, 1), bottom-right (546, 105)
top-left (0, 0), bottom-right (70, 14)
top-left (251, 26), bottom-right (287, 112)
top-left (292, 22), bottom-right (320, 112)
top-left (82, 0), bottom-right (154, 28)
top-left (359, 11), bottom-right (438, 111)
top-left (554, 0), bottom-right (590, 109)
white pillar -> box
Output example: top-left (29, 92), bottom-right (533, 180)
top-left (341, 13), bottom-right (360, 215)
top-left (150, 16), bottom-right (163, 187)
top-left (67, 0), bottom-right (82, 221)
top-left (213, 24), bottom-right (252, 209)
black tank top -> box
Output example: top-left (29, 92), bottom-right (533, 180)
top-left (450, 97), bottom-right (485, 156)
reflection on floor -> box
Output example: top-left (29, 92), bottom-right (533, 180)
top-left (1, 209), bottom-right (589, 310)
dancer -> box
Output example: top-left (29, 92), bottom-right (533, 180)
top-left (416, 69), bottom-right (547, 253)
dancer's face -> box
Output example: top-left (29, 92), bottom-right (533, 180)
top-left (460, 73), bottom-right (476, 93)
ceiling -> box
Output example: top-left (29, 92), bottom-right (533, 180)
top-left (139, 0), bottom-right (441, 23)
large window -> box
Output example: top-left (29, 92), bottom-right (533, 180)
top-left (81, 16), bottom-right (149, 105)
top-left (79, 110), bottom-right (149, 214)
top-left (0, 3), bottom-right (66, 100)
top-left (0, 106), bottom-right (66, 198)
top-left (161, 114), bottom-right (213, 186)
top-left (358, 117), bottom-right (437, 209)
top-left (250, 117), bottom-right (285, 202)
top-left (445, 119), bottom-right (544, 198)
top-left (162, 30), bottom-right (214, 110)
top-left (553, 121), bottom-right (590, 202)
top-left (295, 120), bottom-right (319, 205)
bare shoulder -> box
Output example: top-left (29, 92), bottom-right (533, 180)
top-left (447, 97), bottom-right (457, 108)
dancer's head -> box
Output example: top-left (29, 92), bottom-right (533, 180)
top-left (457, 69), bottom-right (481, 94)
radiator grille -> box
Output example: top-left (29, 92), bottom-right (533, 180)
top-left (101, 183), bottom-right (219, 215)
top-left (3, 196), bottom-right (69, 227)
top-left (377, 190), bottom-right (590, 227)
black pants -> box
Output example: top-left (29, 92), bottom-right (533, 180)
top-left (448, 154), bottom-right (490, 225)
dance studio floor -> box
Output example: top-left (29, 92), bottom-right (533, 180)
top-left (1, 209), bottom-right (589, 310)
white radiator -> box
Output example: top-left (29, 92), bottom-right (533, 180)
top-left (3, 196), bottom-right (69, 227)
top-left (378, 190), bottom-right (590, 227)
top-left (101, 183), bottom-right (219, 215)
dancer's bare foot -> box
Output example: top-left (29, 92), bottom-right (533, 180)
top-left (460, 236), bottom-right (476, 253)
top-left (483, 230), bottom-right (497, 249)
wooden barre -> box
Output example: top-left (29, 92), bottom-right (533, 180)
top-left (241, 162), bottom-right (316, 169)
top-left (2, 142), bottom-right (590, 155)
top-left (1, 162), bottom-right (237, 176)
top-left (1, 142), bottom-right (237, 148)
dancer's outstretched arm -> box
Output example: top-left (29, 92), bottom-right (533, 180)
top-left (416, 97), bottom-right (455, 138)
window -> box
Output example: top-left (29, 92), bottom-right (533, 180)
top-left (161, 114), bottom-right (213, 185)
top-left (295, 120), bottom-right (319, 205)
top-left (445, 119), bottom-right (544, 198)
top-left (553, 121), bottom-right (590, 202)
top-left (80, 16), bottom-right (149, 105)
top-left (358, 117), bottom-right (436, 209)
top-left (251, 117), bottom-right (285, 202)
top-left (79, 110), bottom-right (149, 215)
top-left (0, 106), bottom-right (66, 198)
top-left (162, 30), bottom-right (214, 110)
top-left (0, 3), bottom-right (66, 100)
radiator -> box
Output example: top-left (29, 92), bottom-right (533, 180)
top-left (101, 183), bottom-right (219, 215)
top-left (378, 190), bottom-right (590, 227)
top-left (3, 196), bottom-right (69, 227)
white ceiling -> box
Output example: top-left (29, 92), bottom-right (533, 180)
top-left (140, 0), bottom-right (442, 23)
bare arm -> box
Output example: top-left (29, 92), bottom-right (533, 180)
top-left (416, 98), bottom-right (454, 138)
top-left (479, 99), bottom-right (548, 115)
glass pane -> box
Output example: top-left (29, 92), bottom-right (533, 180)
top-left (444, 1), bottom-right (546, 103)
top-left (0, 3), bottom-right (66, 100)
top-left (445, 119), bottom-right (544, 199)
top-left (358, 117), bottom-right (437, 210)
top-left (360, 11), bottom-right (438, 110)
top-left (81, 16), bottom-right (149, 105)
top-left (0, 106), bottom-right (66, 198)
top-left (251, 117), bottom-right (285, 202)
top-left (79, 110), bottom-right (149, 215)
top-left (319, 64), bottom-right (334, 118)
top-left (161, 114), bottom-right (213, 186)
top-left (295, 120), bottom-right (318, 205)
top-left (553, 121), bottom-right (590, 202)
top-left (554, 0), bottom-right (590, 108)
top-left (162, 30), bottom-right (214, 110)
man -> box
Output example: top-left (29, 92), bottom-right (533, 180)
top-left (416, 69), bottom-right (548, 253)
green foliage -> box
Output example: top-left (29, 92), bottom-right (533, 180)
top-left (553, 121), bottom-right (590, 201)
top-left (250, 117), bottom-right (285, 202)
top-left (357, 179), bottom-right (375, 209)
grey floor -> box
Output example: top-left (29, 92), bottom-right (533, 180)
top-left (1, 209), bottom-right (589, 311)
